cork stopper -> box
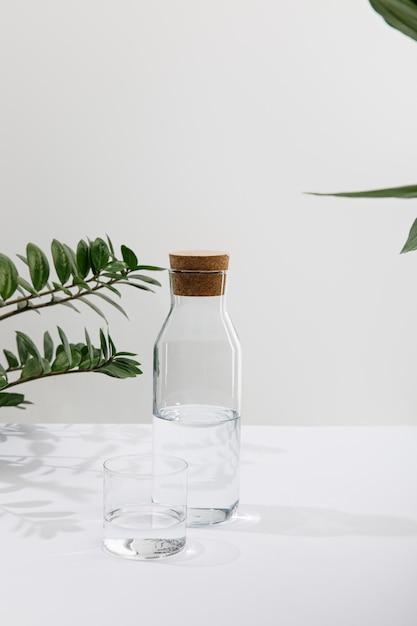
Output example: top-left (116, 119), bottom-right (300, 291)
top-left (169, 250), bottom-right (229, 296)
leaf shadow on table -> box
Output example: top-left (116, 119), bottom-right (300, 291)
top-left (218, 504), bottom-right (417, 537)
top-left (0, 423), bottom-right (151, 540)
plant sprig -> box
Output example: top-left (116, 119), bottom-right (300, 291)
top-left (0, 235), bottom-right (165, 409)
top-left (0, 235), bottom-right (164, 322)
top-left (0, 327), bottom-right (143, 409)
top-left (305, 1), bottom-right (417, 254)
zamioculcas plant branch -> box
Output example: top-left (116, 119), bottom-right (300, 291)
top-left (0, 235), bottom-right (164, 409)
top-left (306, 0), bottom-right (417, 253)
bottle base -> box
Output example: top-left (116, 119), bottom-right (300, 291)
top-left (186, 501), bottom-right (239, 527)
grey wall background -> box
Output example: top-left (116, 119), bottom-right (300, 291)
top-left (1, 0), bottom-right (417, 425)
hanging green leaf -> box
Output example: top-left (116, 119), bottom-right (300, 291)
top-left (95, 281), bottom-right (121, 297)
top-left (76, 240), bottom-right (90, 279)
top-left (128, 274), bottom-right (162, 287)
top-left (117, 281), bottom-right (154, 293)
top-left (78, 296), bottom-right (108, 323)
top-left (0, 253), bottom-right (18, 299)
top-left (90, 238), bottom-right (110, 274)
top-left (51, 239), bottom-right (71, 284)
top-left (400, 217), bottom-right (417, 253)
top-left (92, 292), bottom-right (129, 319)
top-left (56, 300), bottom-right (80, 313)
top-left (26, 243), bottom-right (50, 291)
top-left (121, 245), bottom-right (138, 270)
top-left (306, 184), bottom-right (417, 199)
top-left (369, 0), bottom-right (417, 42)
top-left (0, 392), bottom-right (29, 407)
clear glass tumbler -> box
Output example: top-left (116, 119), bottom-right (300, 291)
top-left (103, 454), bottom-right (188, 560)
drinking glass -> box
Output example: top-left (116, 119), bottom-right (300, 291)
top-left (103, 454), bottom-right (188, 560)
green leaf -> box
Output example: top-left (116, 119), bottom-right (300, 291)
top-left (90, 238), bottom-right (110, 274)
top-left (15, 331), bottom-right (43, 362)
top-left (26, 243), bottom-right (50, 291)
top-left (0, 392), bottom-right (28, 407)
top-left (99, 329), bottom-right (108, 361)
top-left (0, 380), bottom-right (8, 390)
top-left (0, 362), bottom-right (6, 378)
top-left (128, 274), bottom-right (162, 287)
top-left (92, 292), bottom-right (129, 319)
top-left (0, 253), bottom-right (18, 299)
top-left (76, 240), bottom-right (90, 279)
top-left (115, 356), bottom-right (142, 368)
top-left (95, 281), bottom-right (121, 297)
top-left (102, 272), bottom-right (130, 280)
top-left (51, 350), bottom-right (70, 372)
top-left (104, 261), bottom-right (127, 273)
top-left (84, 328), bottom-right (94, 367)
top-left (56, 300), bottom-right (80, 313)
top-left (108, 333), bottom-right (116, 356)
top-left (98, 360), bottom-right (141, 379)
top-left (117, 281), bottom-right (154, 293)
top-left (51, 346), bottom-right (81, 371)
top-left (3, 349), bottom-right (19, 368)
top-left (306, 184), bottom-right (417, 199)
top-left (121, 245), bottom-right (138, 270)
top-left (78, 347), bottom-right (101, 370)
top-left (400, 217), bottom-right (417, 253)
top-left (369, 0), bottom-right (417, 42)
top-left (63, 244), bottom-right (79, 278)
top-left (72, 276), bottom-right (93, 292)
top-left (43, 331), bottom-right (54, 362)
top-left (57, 326), bottom-right (72, 366)
top-left (17, 276), bottom-right (39, 297)
top-left (16, 254), bottom-right (28, 266)
top-left (106, 234), bottom-right (115, 256)
top-left (21, 357), bottom-right (44, 379)
top-left (16, 334), bottom-right (29, 365)
top-left (52, 282), bottom-right (73, 297)
top-left (78, 296), bottom-right (108, 323)
top-left (51, 239), bottom-right (71, 284)
top-left (134, 265), bottom-right (166, 271)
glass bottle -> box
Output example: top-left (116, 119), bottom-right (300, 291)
top-left (153, 250), bottom-right (242, 526)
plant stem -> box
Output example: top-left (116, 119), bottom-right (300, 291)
top-left (0, 277), bottom-right (120, 321)
top-left (3, 359), bottom-right (114, 389)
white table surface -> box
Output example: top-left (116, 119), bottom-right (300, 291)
top-left (0, 423), bottom-right (416, 626)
